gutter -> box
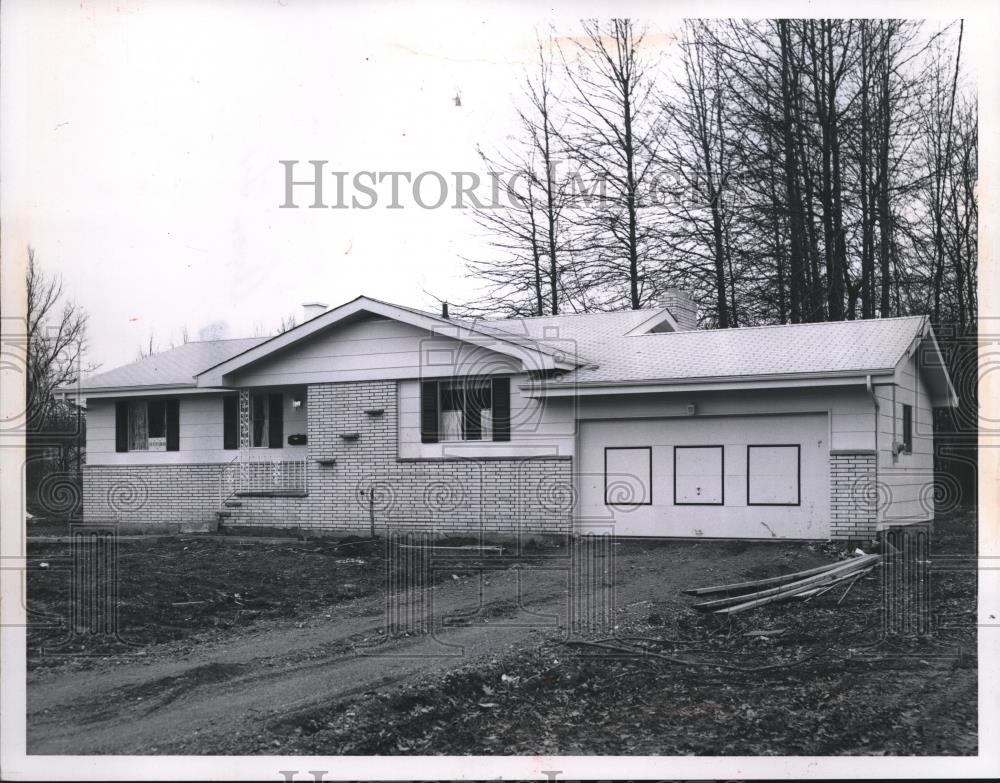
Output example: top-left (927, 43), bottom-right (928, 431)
top-left (522, 368), bottom-right (897, 396)
top-left (56, 383), bottom-right (236, 400)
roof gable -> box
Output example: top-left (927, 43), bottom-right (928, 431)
top-left (194, 296), bottom-right (580, 387)
top-left (896, 318), bottom-right (959, 407)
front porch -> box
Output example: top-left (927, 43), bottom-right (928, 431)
top-left (219, 386), bottom-right (309, 502)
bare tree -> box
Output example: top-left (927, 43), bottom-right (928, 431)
top-left (659, 21), bottom-right (743, 327)
top-left (26, 247), bottom-right (91, 430)
top-left (464, 16), bottom-right (973, 339)
top-left (277, 313), bottom-right (298, 334)
top-left (136, 332), bottom-right (157, 360)
top-left (464, 33), bottom-right (576, 316)
top-left (557, 19), bottom-right (667, 310)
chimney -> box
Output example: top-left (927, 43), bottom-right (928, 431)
top-left (441, 301), bottom-right (450, 319)
top-left (302, 301), bottom-right (327, 321)
top-left (659, 289), bottom-right (698, 331)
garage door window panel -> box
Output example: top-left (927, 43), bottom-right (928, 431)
top-left (604, 447), bottom-right (652, 506)
top-left (747, 444), bottom-right (801, 506)
top-left (673, 445), bottom-right (725, 505)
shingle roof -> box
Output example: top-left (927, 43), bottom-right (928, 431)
top-left (477, 311), bottom-right (926, 384)
top-left (80, 337), bottom-right (267, 389)
top-left (79, 302), bottom-right (926, 392)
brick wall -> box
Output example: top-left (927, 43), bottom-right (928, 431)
top-left (83, 463), bottom-right (222, 524)
top-left (830, 452), bottom-right (878, 540)
top-left (85, 381), bottom-right (573, 535)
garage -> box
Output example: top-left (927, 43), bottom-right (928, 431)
top-left (576, 413), bottom-right (830, 539)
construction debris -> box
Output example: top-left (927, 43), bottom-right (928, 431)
top-left (682, 559), bottom-right (852, 596)
top-left (686, 553), bottom-right (880, 614)
top-left (397, 544), bottom-right (504, 555)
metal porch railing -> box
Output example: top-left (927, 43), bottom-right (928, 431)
top-left (219, 454), bottom-right (308, 504)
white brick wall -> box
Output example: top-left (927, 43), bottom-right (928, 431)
top-left (84, 380), bottom-right (573, 535)
top-left (83, 463), bottom-right (222, 524)
top-left (829, 452), bottom-right (877, 540)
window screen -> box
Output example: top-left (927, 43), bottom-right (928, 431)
top-left (604, 447), bottom-right (652, 506)
top-left (747, 445), bottom-right (800, 506)
top-left (673, 446), bottom-right (724, 505)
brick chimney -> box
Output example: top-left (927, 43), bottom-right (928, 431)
top-left (659, 289), bottom-right (698, 331)
top-left (302, 302), bottom-right (327, 321)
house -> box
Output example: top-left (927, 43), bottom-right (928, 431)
top-left (65, 292), bottom-right (958, 540)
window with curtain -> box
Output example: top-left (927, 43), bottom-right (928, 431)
top-left (421, 377), bottom-right (510, 444)
top-left (439, 379), bottom-right (492, 441)
top-left (117, 399), bottom-right (178, 452)
top-left (251, 393), bottom-right (270, 447)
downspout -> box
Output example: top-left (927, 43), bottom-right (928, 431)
top-left (866, 374), bottom-right (881, 529)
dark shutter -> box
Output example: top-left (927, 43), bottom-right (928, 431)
top-left (115, 400), bottom-right (129, 452)
top-left (268, 393), bottom-right (283, 449)
top-left (902, 404), bottom-right (913, 453)
top-left (420, 380), bottom-right (439, 443)
top-left (165, 399), bottom-right (180, 451)
top-left (492, 377), bottom-right (510, 442)
top-left (223, 396), bottom-right (238, 450)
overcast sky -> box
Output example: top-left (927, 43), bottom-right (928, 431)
top-left (2, 0), bottom-right (984, 374)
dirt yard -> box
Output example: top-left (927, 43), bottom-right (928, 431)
top-left (26, 510), bottom-right (977, 755)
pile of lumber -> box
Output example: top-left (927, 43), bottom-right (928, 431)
top-left (684, 553), bottom-right (880, 614)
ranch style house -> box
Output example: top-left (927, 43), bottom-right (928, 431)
top-left (63, 292), bottom-right (957, 541)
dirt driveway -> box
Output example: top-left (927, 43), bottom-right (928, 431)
top-left (27, 536), bottom-right (819, 755)
top-left (26, 518), bottom-right (978, 756)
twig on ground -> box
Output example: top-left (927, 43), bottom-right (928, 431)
top-left (837, 573), bottom-right (865, 605)
top-left (563, 638), bottom-right (831, 673)
top-left (523, 662), bottom-right (562, 683)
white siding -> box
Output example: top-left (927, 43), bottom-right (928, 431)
top-left (228, 316), bottom-right (546, 386)
top-left (86, 389), bottom-right (308, 466)
top-left (575, 386), bottom-right (875, 452)
top-left (395, 383), bottom-right (877, 462)
top-left (874, 352), bottom-right (937, 523)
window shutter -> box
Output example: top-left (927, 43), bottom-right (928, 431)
top-left (268, 393), bottom-right (284, 449)
top-left (420, 380), bottom-right (439, 443)
top-left (165, 399), bottom-right (180, 451)
top-left (115, 400), bottom-right (129, 452)
top-left (492, 377), bottom-right (511, 442)
top-left (223, 396), bottom-right (238, 450)
top-left (902, 404), bottom-right (913, 453)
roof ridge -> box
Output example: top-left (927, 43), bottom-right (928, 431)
top-left (185, 336), bottom-right (269, 344)
top-left (487, 308), bottom-right (661, 322)
top-left (628, 314), bottom-right (926, 337)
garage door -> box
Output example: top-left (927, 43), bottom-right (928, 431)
top-left (577, 414), bottom-right (829, 539)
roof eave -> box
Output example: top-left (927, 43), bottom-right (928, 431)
top-left (521, 369), bottom-right (896, 398)
top-left (56, 382), bottom-right (223, 399)
top-left (916, 320), bottom-right (960, 407)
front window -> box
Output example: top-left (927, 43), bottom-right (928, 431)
top-left (439, 379), bottom-right (492, 441)
top-left (129, 400), bottom-right (167, 451)
top-left (901, 404), bottom-right (913, 454)
top-left (420, 377), bottom-right (509, 444)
